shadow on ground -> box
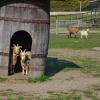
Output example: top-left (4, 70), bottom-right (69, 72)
top-left (45, 57), bottom-right (80, 77)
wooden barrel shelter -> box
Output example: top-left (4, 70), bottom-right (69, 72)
top-left (0, 0), bottom-right (50, 77)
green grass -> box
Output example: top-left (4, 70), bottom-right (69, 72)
top-left (27, 75), bottom-right (49, 83)
top-left (66, 57), bottom-right (100, 75)
top-left (39, 89), bottom-right (99, 100)
top-left (83, 87), bottom-right (100, 100)
top-left (0, 77), bottom-right (7, 83)
top-left (0, 90), bottom-right (33, 100)
top-left (49, 33), bottom-right (100, 49)
top-left (0, 88), bottom-right (99, 100)
top-left (48, 87), bottom-right (100, 100)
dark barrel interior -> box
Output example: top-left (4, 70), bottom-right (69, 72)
top-left (8, 30), bottom-right (32, 75)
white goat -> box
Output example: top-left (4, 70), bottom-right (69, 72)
top-left (80, 29), bottom-right (89, 39)
top-left (20, 50), bottom-right (31, 75)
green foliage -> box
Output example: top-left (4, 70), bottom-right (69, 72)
top-left (65, 0), bottom-right (89, 11)
top-left (50, 0), bottom-right (89, 11)
top-left (50, 0), bottom-right (66, 11)
top-left (27, 75), bottom-right (49, 83)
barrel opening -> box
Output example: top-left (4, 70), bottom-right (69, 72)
top-left (8, 30), bottom-right (32, 75)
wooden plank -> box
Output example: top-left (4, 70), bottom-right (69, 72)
top-left (7, 3), bottom-right (39, 9)
top-left (0, 52), bottom-right (46, 58)
top-left (0, 16), bottom-right (49, 24)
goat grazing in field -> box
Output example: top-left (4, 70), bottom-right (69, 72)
top-left (11, 44), bottom-right (22, 73)
top-left (80, 28), bottom-right (89, 39)
top-left (67, 25), bottom-right (79, 38)
top-left (20, 50), bottom-right (31, 75)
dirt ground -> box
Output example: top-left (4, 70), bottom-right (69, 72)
top-left (0, 48), bottom-right (100, 99)
top-left (48, 48), bottom-right (100, 60)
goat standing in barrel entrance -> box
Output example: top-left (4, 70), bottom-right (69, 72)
top-left (11, 44), bottom-right (22, 74)
top-left (20, 50), bottom-right (31, 75)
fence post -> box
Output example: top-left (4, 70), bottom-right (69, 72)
top-left (56, 16), bottom-right (58, 35)
top-left (95, 10), bottom-right (96, 19)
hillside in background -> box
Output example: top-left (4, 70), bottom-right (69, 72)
top-left (50, 0), bottom-right (66, 11)
top-left (50, 0), bottom-right (93, 11)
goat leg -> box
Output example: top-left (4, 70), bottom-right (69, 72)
top-left (26, 68), bottom-right (28, 75)
top-left (26, 66), bottom-right (29, 75)
top-left (22, 67), bottom-right (25, 75)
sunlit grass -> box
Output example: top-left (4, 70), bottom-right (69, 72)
top-left (49, 32), bottom-right (100, 49)
top-left (27, 75), bottom-right (49, 83)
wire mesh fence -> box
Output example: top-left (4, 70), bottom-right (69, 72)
top-left (50, 11), bottom-right (100, 34)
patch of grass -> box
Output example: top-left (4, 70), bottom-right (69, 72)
top-left (40, 91), bottom-right (82, 100)
top-left (76, 57), bottom-right (100, 75)
top-left (0, 76), bottom-right (7, 83)
top-left (17, 96), bottom-right (24, 100)
top-left (46, 89), bottom-right (99, 100)
top-left (49, 33), bottom-right (100, 49)
top-left (0, 90), bottom-right (33, 100)
top-left (91, 85), bottom-right (100, 91)
top-left (83, 90), bottom-right (93, 97)
top-left (49, 95), bottom-right (81, 100)
top-left (39, 94), bottom-right (81, 100)
top-left (27, 75), bottom-right (49, 83)
top-left (83, 90), bottom-right (98, 100)
top-left (0, 89), bottom-right (99, 100)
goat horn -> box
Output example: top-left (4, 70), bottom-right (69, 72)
top-left (20, 49), bottom-right (22, 52)
top-left (24, 49), bottom-right (26, 52)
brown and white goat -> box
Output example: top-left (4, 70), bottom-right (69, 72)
top-left (67, 25), bottom-right (79, 38)
top-left (20, 50), bottom-right (31, 75)
top-left (11, 44), bottom-right (22, 73)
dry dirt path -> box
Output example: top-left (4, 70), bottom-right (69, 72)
top-left (48, 48), bottom-right (100, 60)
